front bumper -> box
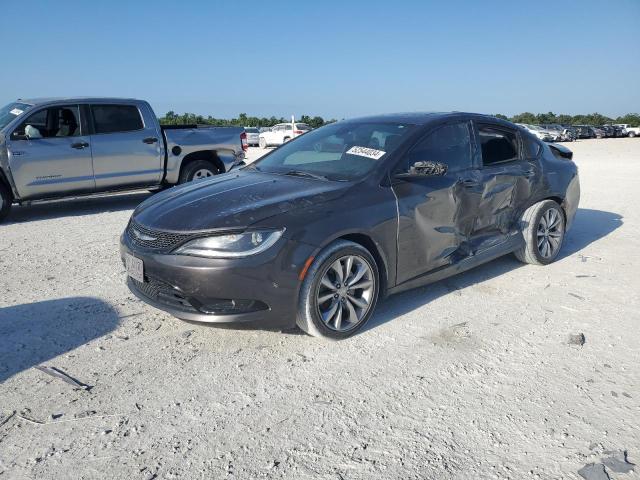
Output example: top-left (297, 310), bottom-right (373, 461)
top-left (120, 232), bottom-right (315, 330)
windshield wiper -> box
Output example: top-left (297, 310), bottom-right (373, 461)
top-left (283, 170), bottom-right (329, 181)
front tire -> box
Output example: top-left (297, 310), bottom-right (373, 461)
top-left (178, 160), bottom-right (218, 184)
top-left (0, 183), bottom-right (12, 223)
top-left (296, 240), bottom-right (380, 339)
top-left (514, 200), bottom-right (566, 265)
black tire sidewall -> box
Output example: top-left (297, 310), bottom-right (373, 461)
top-left (300, 243), bottom-right (380, 340)
top-left (527, 202), bottom-right (566, 265)
top-left (0, 183), bottom-right (11, 222)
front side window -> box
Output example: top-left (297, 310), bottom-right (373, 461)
top-left (91, 104), bottom-right (143, 134)
top-left (12, 105), bottom-right (81, 139)
top-left (250, 121), bottom-right (413, 181)
top-left (397, 122), bottom-right (473, 174)
top-left (478, 125), bottom-right (519, 165)
top-left (0, 102), bottom-right (33, 130)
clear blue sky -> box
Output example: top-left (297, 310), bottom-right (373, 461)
top-left (1, 0), bottom-right (638, 119)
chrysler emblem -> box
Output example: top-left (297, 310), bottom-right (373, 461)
top-left (132, 228), bottom-right (156, 242)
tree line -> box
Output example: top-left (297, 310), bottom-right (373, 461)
top-left (159, 111), bottom-right (640, 128)
top-left (159, 111), bottom-right (335, 129)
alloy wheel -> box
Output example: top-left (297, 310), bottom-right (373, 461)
top-left (537, 207), bottom-right (564, 258)
top-left (192, 168), bottom-right (214, 180)
top-left (316, 255), bottom-right (375, 332)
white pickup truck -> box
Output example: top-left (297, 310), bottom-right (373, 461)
top-left (258, 122), bottom-right (311, 148)
top-left (614, 124), bottom-right (640, 138)
top-left (0, 97), bottom-right (248, 222)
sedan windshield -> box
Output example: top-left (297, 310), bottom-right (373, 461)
top-left (250, 121), bottom-right (413, 181)
top-left (0, 102), bottom-right (32, 130)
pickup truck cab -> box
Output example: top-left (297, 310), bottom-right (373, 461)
top-left (0, 97), bottom-right (247, 222)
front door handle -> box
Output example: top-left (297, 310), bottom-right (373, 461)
top-left (71, 142), bottom-right (89, 149)
top-left (143, 137), bottom-right (159, 144)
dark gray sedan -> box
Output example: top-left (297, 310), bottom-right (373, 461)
top-left (121, 113), bottom-right (580, 339)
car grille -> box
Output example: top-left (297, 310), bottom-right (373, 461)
top-left (129, 277), bottom-right (198, 313)
top-left (126, 221), bottom-right (193, 252)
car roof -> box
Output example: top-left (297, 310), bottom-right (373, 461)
top-left (16, 97), bottom-right (143, 107)
top-left (341, 112), bottom-right (514, 127)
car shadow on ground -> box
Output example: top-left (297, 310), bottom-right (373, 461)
top-left (0, 297), bottom-right (119, 383)
top-left (4, 191), bottom-right (152, 224)
top-left (364, 208), bottom-right (622, 333)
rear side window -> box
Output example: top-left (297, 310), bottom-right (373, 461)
top-left (478, 126), bottom-right (519, 165)
top-left (398, 122), bottom-right (473, 174)
top-left (91, 105), bottom-right (143, 134)
top-left (522, 134), bottom-right (541, 158)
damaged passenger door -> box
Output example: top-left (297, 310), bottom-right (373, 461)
top-left (470, 123), bottom-right (536, 251)
top-left (391, 120), bottom-right (479, 284)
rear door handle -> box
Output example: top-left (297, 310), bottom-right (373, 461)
top-left (71, 142), bottom-right (89, 149)
top-left (143, 137), bottom-right (159, 144)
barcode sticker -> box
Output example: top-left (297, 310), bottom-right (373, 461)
top-left (10, 108), bottom-right (23, 116)
top-left (346, 146), bottom-right (386, 160)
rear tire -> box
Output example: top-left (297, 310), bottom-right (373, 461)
top-left (178, 160), bottom-right (218, 184)
top-left (629, 131), bottom-right (636, 138)
top-left (0, 183), bottom-right (12, 223)
top-left (514, 200), bottom-right (566, 265)
top-left (296, 240), bottom-right (380, 340)
top-left (259, 137), bottom-right (267, 149)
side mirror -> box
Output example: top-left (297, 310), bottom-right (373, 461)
top-left (396, 161), bottom-right (448, 178)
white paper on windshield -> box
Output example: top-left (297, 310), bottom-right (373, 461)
top-left (346, 146), bottom-right (386, 160)
top-left (10, 108), bottom-right (24, 116)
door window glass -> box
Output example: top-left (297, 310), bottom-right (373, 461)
top-left (522, 134), bottom-right (541, 158)
top-left (479, 126), bottom-right (519, 165)
top-left (398, 122), bottom-right (473, 174)
top-left (91, 105), bottom-right (143, 134)
top-left (12, 106), bottom-right (81, 139)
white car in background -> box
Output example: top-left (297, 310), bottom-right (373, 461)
top-left (517, 124), bottom-right (556, 141)
top-left (243, 127), bottom-right (260, 146)
top-left (614, 124), bottom-right (639, 138)
top-left (258, 123), bottom-right (311, 148)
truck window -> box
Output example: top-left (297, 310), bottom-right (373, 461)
top-left (12, 106), bottom-right (81, 139)
top-left (91, 105), bottom-right (143, 134)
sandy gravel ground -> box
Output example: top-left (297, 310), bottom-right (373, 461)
top-left (1, 139), bottom-right (638, 480)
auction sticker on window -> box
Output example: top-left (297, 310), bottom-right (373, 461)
top-left (9, 108), bottom-right (23, 116)
top-left (346, 146), bottom-right (386, 160)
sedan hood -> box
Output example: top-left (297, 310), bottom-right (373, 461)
top-left (132, 170), bottom-right (349, 232)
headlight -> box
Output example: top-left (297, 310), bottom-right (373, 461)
top-left (174, 229), bottom-right (284, 258)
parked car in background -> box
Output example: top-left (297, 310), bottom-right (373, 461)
top-left (517, 124), bottom-right (555, 141)
top-left (609, 125), bottom-right (626, 137)
top-left (599, 125), bottom-right (615, 138)
top-left (258, 123), bottom-right (311, 148)
top-left (615, 124), bottom-right (640, 138)
top-left (573, 125), bottom-right (596, 139)
top-left (541, 124), bottom-right (574, 142)
top-left (591, 127), bottom-right (605, 138)
top-left (0, 98), bottom-right (247, 222)
top-left (122, 112), bottom-right (580, 339)
top-left (244, 127), bottom-right (260, 146)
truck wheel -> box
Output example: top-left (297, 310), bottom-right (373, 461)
top-left (259, 138), bottom-right (267, 149)
top-left (283, 137), bottom-right (291, 143)
top-left (178, 160), bottom-right (219, 184)
top-left (296, 240), bottom-right (380, 340)
top-left (0, 183), bottom-right (12, 223)
top-left (514, 200), bottom-right (566, 266)
top-left (629, 131), bottom-right (636, 138)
